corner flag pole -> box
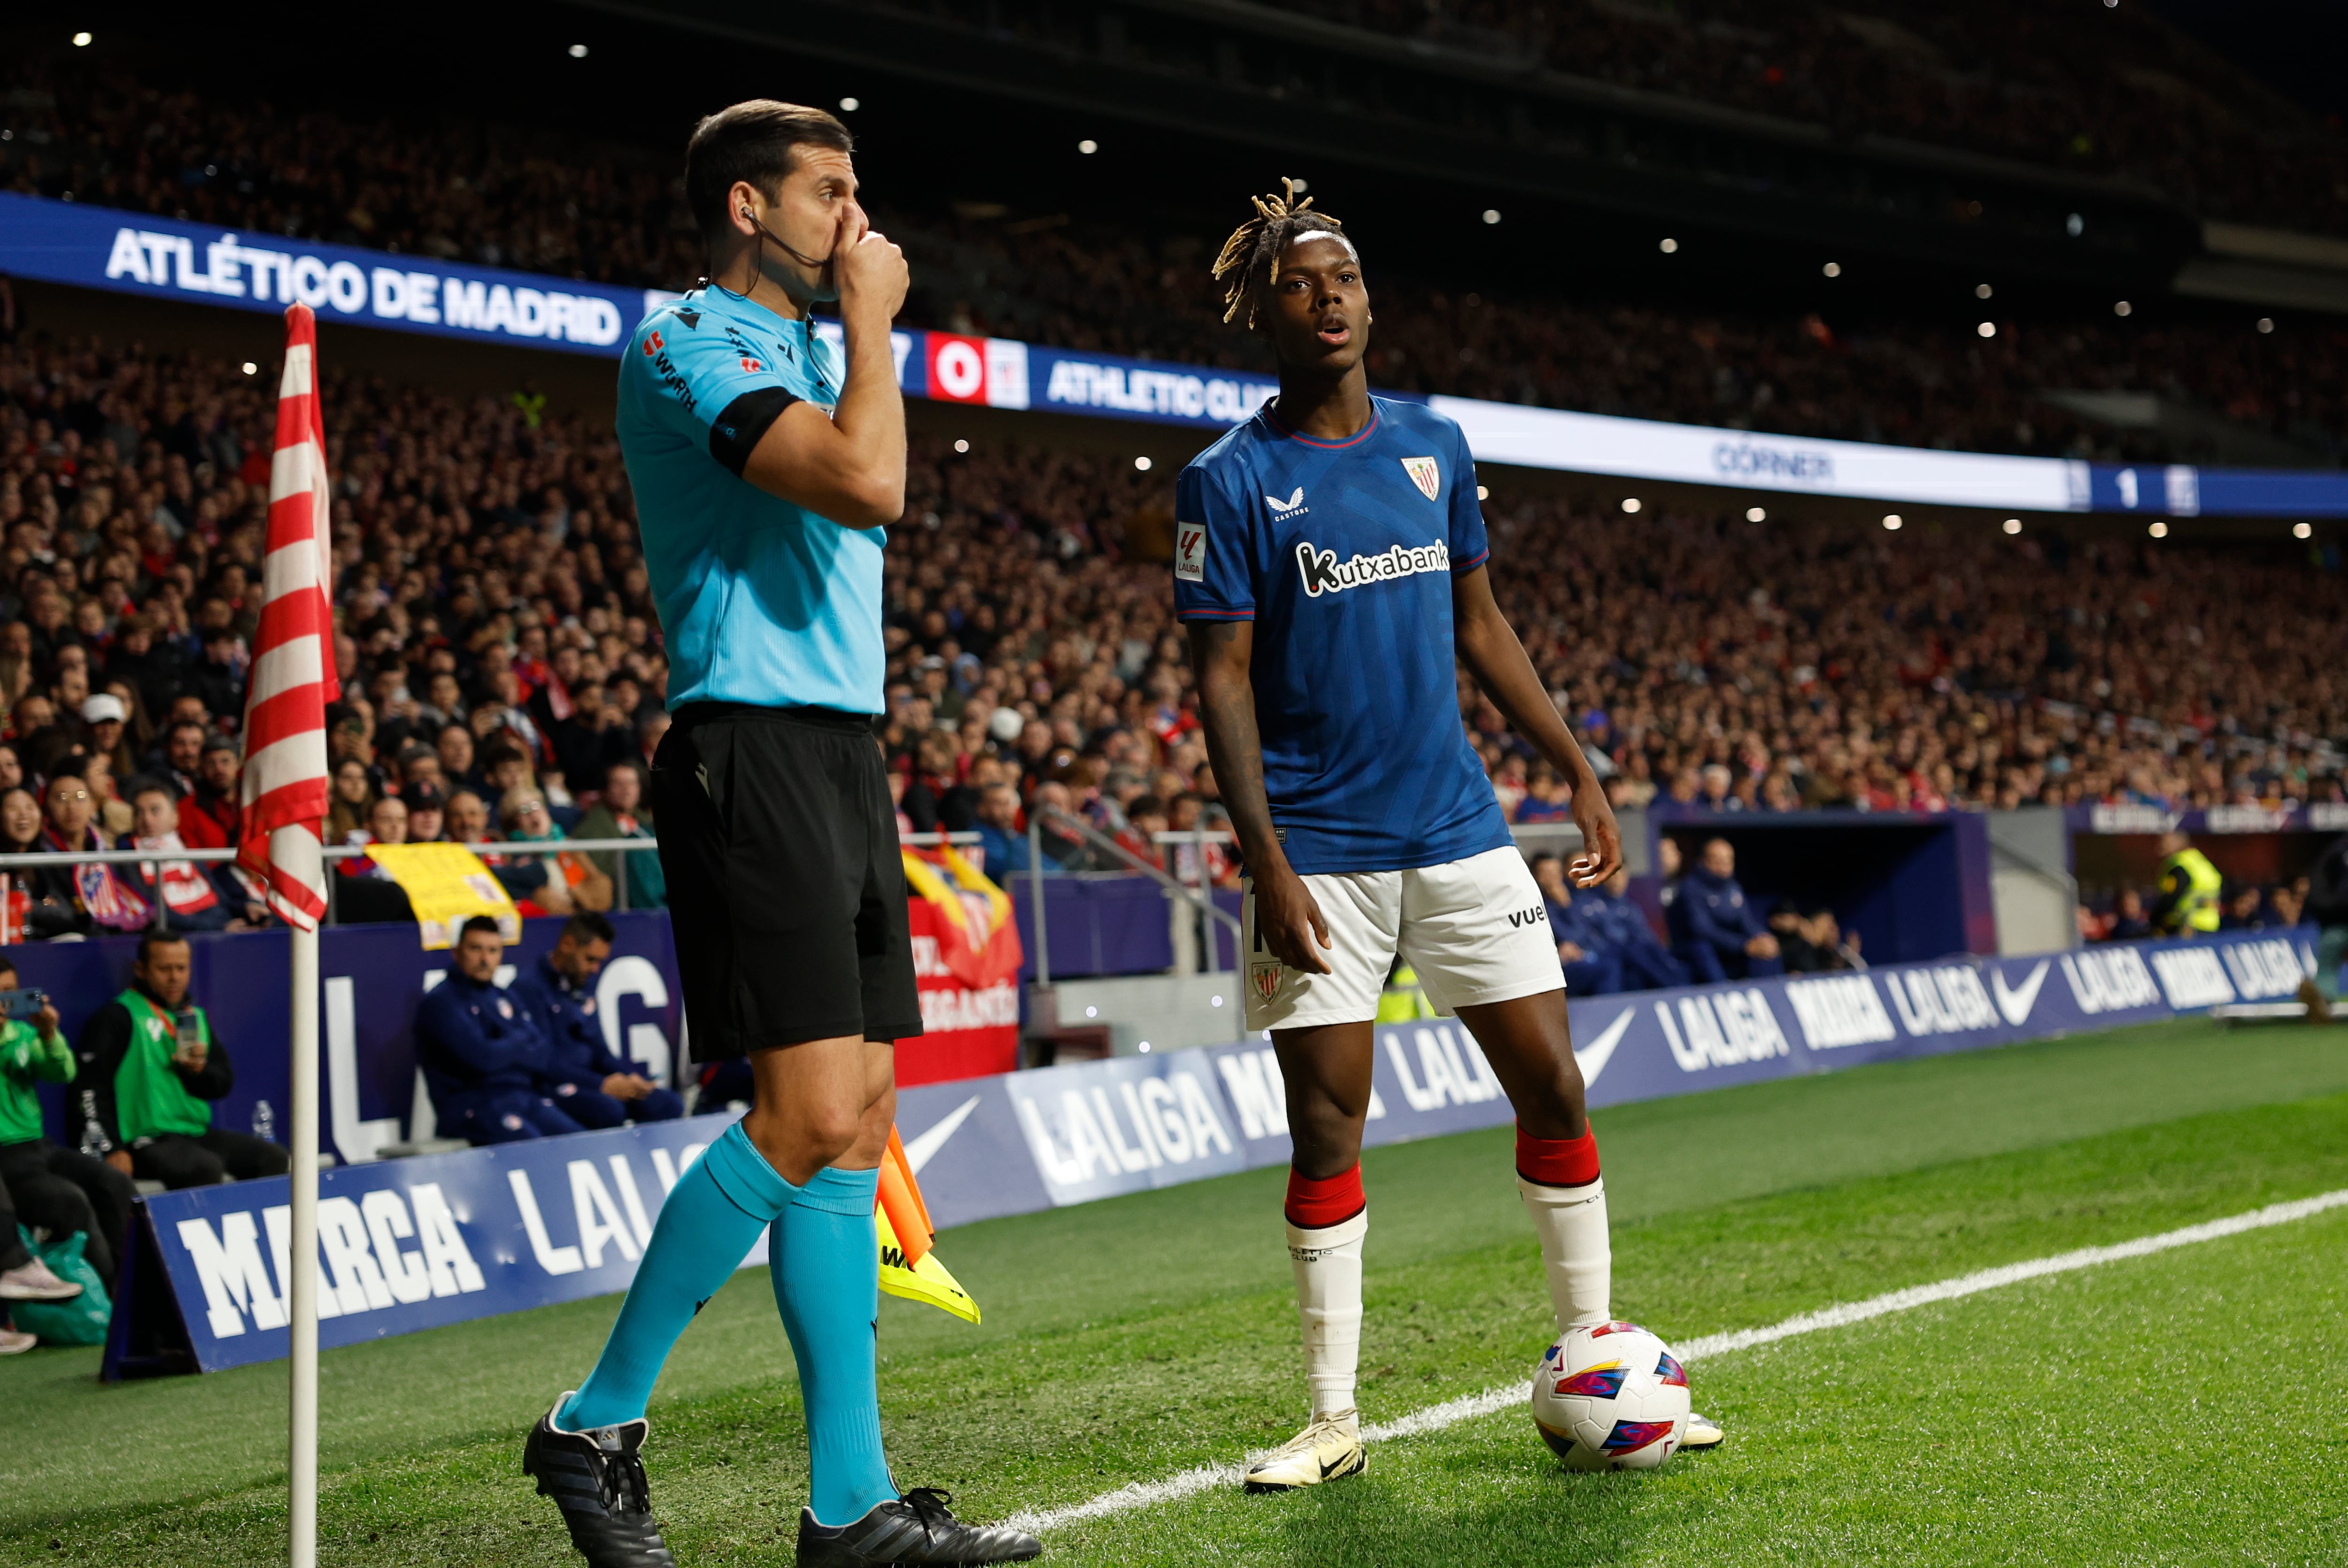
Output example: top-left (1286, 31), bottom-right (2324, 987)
top-left (239, 304), bottom-right (339, 1568)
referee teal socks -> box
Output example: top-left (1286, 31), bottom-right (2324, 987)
top-left (561, 1121), bottom-right (787, 1432)
top-left (771, 1165), bottom-right (895, 1528)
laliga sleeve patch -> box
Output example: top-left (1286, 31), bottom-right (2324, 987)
top-left (708, 385), bottom-right (800, 478)
top-left (1174, 519), bottom-right (1208, 582)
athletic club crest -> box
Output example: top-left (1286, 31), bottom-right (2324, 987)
top-left (1250, 960), bottom-right (1283, 1003)
top-left (1400, 456), bottom-right (1440, 500)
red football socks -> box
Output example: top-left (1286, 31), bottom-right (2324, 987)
top-left (1516, 1125), bottom-right (1600, 1189)
top-left (1285, 1164), bottom-right (1366, 1228)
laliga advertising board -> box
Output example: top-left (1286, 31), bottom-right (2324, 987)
top-left (126, 927), bottom-right (2317, 1375)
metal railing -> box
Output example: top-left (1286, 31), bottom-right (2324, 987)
top-left (0, 829), bottom-right (982, 927)
top-left (1024, 808), bottom-right (1244, 989)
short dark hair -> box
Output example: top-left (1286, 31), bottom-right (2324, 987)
top-left (137, 929), bottom-right (190, 964)
top-left (126, 775), bottom-right (174, 804)
top-left (684, 100), bottom-right (854, 244)
top-left (564, 911), bottom-right (617, 946)
top-left (459, 915), bottom-right (503, 942)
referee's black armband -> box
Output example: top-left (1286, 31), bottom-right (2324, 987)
top-left (708, 386), bottom-right (800, 477)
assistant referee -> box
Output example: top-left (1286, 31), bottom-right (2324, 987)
top-left (520, 101), bottom-right (1040, 1568)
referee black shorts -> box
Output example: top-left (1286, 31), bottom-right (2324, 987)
top-left (652, 702), bottom-right (922, 1059)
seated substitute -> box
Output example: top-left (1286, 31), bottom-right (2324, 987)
top-left (1585, 866), bottom-right (1691, 992)
top-left (508, 912), bottom-right (684, 1130)
top-left (1667, 836), bottom-right (1783, 984)
top-left (74, 931), bottom-right (289, 1188)
top-left (0, 958), bottom-right (136, 1285)
top-left (417, 916), bottom-right (584, 1145)
top-left (1530, 852), bottom-right (1623, 996)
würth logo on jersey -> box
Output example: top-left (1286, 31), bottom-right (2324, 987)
top-left (1266, 487), bottom-right (1308, 519)
top-left (1294, 539), bottom-right (1454, 598)
top-left (1401, 456), bottom-right (1441, 500)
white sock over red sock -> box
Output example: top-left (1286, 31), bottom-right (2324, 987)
top-left (1285, 1165), bottom-right (1367, 1418)
top-left (1515, 1126), bottom-right (1612, 1331)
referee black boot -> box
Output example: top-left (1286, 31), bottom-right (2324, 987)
top-left (796, 1487), bottom-right (1042, 1566)
top-left (523, 1393), bottom-right (679, 1568)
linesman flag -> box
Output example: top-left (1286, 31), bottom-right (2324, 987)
top-left (237, 305), bottom-right (340, 929)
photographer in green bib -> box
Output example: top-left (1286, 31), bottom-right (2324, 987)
top-left (72, 932), bottom-right (288, 1190)
top-left (2149, 831), bottom-right (2224, 940)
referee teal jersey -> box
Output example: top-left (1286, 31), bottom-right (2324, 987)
top-left (616, 288), bottom-right (885, 713)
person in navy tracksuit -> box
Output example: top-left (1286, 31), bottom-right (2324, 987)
top-left (1668, 837), bottom-right (1784, 984)
top-left (1584, 867), bottom-right (1691, 992)
top-left (416, 916), bottom-right (583, 1144)
top-left (507, 912), bottom-right (684, 1129)
top-left (1530, 853), bottom-right (1622, 996)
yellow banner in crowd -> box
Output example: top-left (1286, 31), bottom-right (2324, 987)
top-left (367, 843), bottom-right (523, 948)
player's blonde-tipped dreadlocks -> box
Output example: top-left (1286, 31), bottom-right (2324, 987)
top-left (1212, 178), bottom-right (1349, 328)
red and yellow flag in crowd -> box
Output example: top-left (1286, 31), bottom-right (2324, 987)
top-left (899, 842), bottom-right (1023, 990)
top-left (236, 305), bottom-right (340, 929)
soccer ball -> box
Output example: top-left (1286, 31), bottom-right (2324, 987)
top-left (1529, 1321), bottom-right (1691, 1471)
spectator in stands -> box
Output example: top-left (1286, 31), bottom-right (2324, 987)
top-left (1113, 795), bottom-right (1170, 871)
top-left (2103, 888), bottom-right (2154, 942)
top-left (550, 682), bottom-right (633, 796)
top-left (573, 761), bottom-right (663, 909)
top-left (324, 758), bottom-right (376, 845)
top-left (81, 693), bottom-right (133, 781)
top-left (0, 957), bottom-right (134, 1288)
top-left (403, 780), bottom-right (448, 845)
top-left (1585, 866), bottom-right (1689, 992)
top-left (174, 737), bottom-right (242, 851)
top-left (2219, 885), bottom-right (2271, 932)
top-left (1668, 837), bottom-right (1782, 983)
top-left (31, 765), bottom-right (147, 935)
top-left (508, 912), bottom-right (682, 1129)
top-left (338, 794), bottom-right (410, 879)
top-left (5, 785), bottom-right (77, 941)
top-left (416, 916), bottom-right (583, 1144)
top-left (123, 778), bottom-right (233, 931)
top-left (148, 719), bottom-right (206, 798)
top-left (500, 787), bottom-right (611, 915)
top-left (973, 782), bottom-right (1031, 878)
top-left (73, 931), bottom-right (288, 1188)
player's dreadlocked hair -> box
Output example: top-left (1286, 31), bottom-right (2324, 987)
top-left (1212, 179), bottom-right (1350, 329)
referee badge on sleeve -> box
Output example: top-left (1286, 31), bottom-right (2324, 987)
top-left (1401, 456), bottom-right (1441, 500)
top-left (1175, 520), bottom-right (1208, 582)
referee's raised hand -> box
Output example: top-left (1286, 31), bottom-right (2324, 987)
top-left (835, 211), bottom-right (908, 330)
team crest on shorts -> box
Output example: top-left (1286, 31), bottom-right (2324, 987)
top-left (1400, 456), bottom-right (1441, 500)
top-left (1250, 960), bottom-right (1283, 1002)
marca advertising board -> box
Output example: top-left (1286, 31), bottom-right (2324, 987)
top-left (130, 927), bottom-right (2317, 1374)
top-left (9, 193), bottom-right (2347, 517)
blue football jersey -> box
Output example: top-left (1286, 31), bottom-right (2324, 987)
top-left (616, 287), bottom-right (885, 713)
top-left (1173, 396), bottom-right (1512, 874)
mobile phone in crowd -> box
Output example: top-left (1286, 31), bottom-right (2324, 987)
top-left (0, 989), bottom-right (50, 1021)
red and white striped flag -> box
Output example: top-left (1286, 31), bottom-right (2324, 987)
top-left (237, 305), bottom-right (340, 930)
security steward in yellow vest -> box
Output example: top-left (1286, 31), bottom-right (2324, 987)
top-left (2150, 832), bottom-right (2224, 938)
top-left (1376, 962), bottom-right (1440, 1023)
top-left (73, 931), bottom-right (289, 1189)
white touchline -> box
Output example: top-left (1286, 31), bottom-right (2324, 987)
top-left (998, 1186), bottom-right (2348, 1536)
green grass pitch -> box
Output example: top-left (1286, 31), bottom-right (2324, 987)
top-left (7, 1016), bottom-right (2347, 1566)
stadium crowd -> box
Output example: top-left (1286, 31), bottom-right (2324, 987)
top-left (1262, 0), bottom-right (2348, 241)
top-left (3, 332), bottom-right (2343, 942)
top-left (4, 66), bottom-right (2345, 465)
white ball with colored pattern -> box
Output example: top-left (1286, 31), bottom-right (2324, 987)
top-left (1529, 1321), bottom-right (1692, 1471)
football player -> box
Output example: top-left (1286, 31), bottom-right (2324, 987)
top-left (1177, 183), bottom-right (1723, 1490)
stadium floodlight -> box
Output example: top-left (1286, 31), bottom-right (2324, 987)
top-left (953, 439), bottom-right (970, 453)
top-left (1133, 456), bottom-right (1151, 471)
top-left (1882, 514), bottom-right (1903, 530)
top-left (1077, 138), bottom-right (1099, 154)
top-left (1483, 209), bottom-right (1502, 225)
top-left (2114, 300), bottom-right (2133, 317)
top-left (1746, 506), bottom-right (1767, 522)
top-left (1290, 178), bottom-right (1310, 193)
top-left (839, 97), bottom-right (860, 112)
top-left (2003, 518), bottom-right (2022, 534)
top-left (567, 43), bottom-right (587, 57)
top-left (1822, 262), bottom-right (1841, 278)
top-left (1659, 237), bottom-right (1679, 254)
top-left (2149, 521), bottom-right (2169, 538)
top-left (241, 361), bottom-right (257, 375)
top-left (1976, 283), bottom-right (1993, 299)
top-left (1085, 1005), bottom-right (1099, 1018)
top-left (1476, 486), bottom-right (1490, 500)
top-left (2258, 317), bottom-right (2275, 334)
top-left (2294, 522), bottom-right (2314, 540)
top-left (1621, 497), bottom-right (1643, 514)
top-left (1977, 322), bottom-right (1996, 338)
top-left (1138, 1041), bottom-right (1152, 1053)
top-left (71, 31), bottom-right (91, 45)
top-left (2066, 212), bottom-right (2085, 236)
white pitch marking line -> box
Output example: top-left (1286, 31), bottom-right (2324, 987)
top-left (1001, 1187), bottom-right (2348, 1536)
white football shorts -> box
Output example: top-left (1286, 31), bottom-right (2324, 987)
top-left (1240, 845), bottom-right (1563, 1031)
